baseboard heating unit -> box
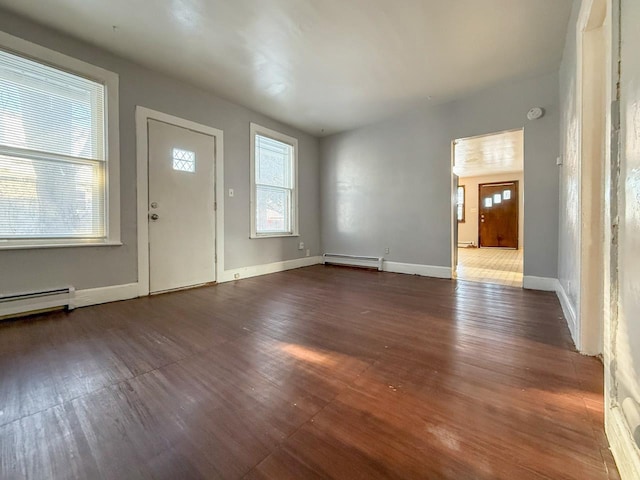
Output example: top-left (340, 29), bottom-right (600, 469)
top-left (457, 241), bottom-right (476, 248)
top-left (0, 287), bottom-right (75, 319)
top-left (322, 253), bottom-right (383, 271)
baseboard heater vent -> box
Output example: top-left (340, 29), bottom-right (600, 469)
top-left (457, 241), bottom-right (476, 248)
top-left (0, 287), bottom-right (75, 319)
top-left (322, 253), bottom-right (383, 271)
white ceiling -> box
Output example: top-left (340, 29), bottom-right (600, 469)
top-left (453, 129), bottom-right (524, 178)
top-left (0, 0), bottom-right (573, 136)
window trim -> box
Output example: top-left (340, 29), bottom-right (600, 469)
top-left (249, 123), bottom-right (299, 239)
top-left (0, 31), bottom-right (120, 249)
top-left (457, 185), bottom-right (466, 223)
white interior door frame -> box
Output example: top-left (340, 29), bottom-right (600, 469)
top-left (136, 107), bottom-right (224, 296)
top-left (450, 140), bottom-right (457, 278)
top-left (575, 0), bottom-right (610, 354)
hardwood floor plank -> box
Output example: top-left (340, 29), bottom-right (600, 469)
top-left (0, 265), bottom-right (616, 479)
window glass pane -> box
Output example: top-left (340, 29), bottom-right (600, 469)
top-left (0, 48), bottom-right (108, 241)
top-left (503, 189), bottom-right (511, 200)
top-left (484, 197), bottom-right (493, 208)
top-left (172, 148), bottom-right (195, 172)
top-left (457, 186), bottom-right (464, 221)
top-left (493, 193), bottom-right (502, 204)
top-left (256, 185), bottom-right (290, 233)
top-left (0, 49), bottom-right (105, 161)
top-left (0, 154), bottom-right (104, 238)
top-left (255, 135), bottom-right (291, 188)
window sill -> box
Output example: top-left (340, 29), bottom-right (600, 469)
top-left (0, 240), bottom-right (123, 251)
top-left (250, 233), bottom-right (300, 239)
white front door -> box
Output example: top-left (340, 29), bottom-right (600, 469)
top-left (147, 119), bottom-right (216, 293)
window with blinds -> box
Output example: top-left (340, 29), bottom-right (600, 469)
top-left (250, 124), bottom-right (298, 237)
top-left (0, 47), bottom-right (107, 240)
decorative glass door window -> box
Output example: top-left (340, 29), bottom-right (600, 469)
top-left (172, 148), bottom-right (195, 172)
top-left (484, 197), bottom-right (493, 208)
top-left (493, 193), bottom-right (502, 204)
top-left (503, 189), bottom-right (512, 200)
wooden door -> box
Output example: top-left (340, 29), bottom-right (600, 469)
top-left (478, 181), bottom-right (518, 248)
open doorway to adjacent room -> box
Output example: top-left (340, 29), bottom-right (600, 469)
top-left (452, 129), bottom-right (524, 287)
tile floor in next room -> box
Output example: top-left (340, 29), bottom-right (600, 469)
top-left (457, 247), bottom-right (523, 288)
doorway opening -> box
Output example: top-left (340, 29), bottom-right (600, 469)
top-left (452, 129), bottom-right (524, 287)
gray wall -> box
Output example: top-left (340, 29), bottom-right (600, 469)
top-left (0, 9), bottom-right (321, 293)
top-left (558, 0), bottom-right (581, 314)
top-left (321, 72), bottom-right (560, 278)
top-left (320, 103), bottom-right (453, 266)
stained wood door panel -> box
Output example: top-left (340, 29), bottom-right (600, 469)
top-left (479, 181), bottom-right (519, 248)
top-left (0, 266), bottom-right (617, 479)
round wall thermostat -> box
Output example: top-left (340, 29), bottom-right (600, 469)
top-left (527, 107), bottom-right (544, 120)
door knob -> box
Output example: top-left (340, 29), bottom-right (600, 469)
top-left (150, 213), bottom-right (159, 220)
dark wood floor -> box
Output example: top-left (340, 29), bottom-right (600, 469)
top-left (0, 265), bottom-right (619, 479)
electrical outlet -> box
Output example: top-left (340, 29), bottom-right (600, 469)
top-left (228, 188), bottom-right (234, 197)
top-left (306, 249), bottom-right (310, 257)
top-left (298, 242), bottom-right (304, 250)
top-left (384, 247), bottom-right (390, 254)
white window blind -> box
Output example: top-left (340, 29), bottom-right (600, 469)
top-left (254, 134), bottom-right (294, 234)
top-left (0, 47), bottom-right (106, 239)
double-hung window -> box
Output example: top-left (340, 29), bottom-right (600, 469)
top-left (250, 123), bottom-right (298, 237)
top-left (457, 185), bottom-right (465, 222)
top-left (0, 32), bottom-right (119, 248)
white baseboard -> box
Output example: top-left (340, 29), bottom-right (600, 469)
top-left (382, 261), bottom-right (452, 279)
top-left (71, 282), bottom-right (139, 309)
top-left (523, 275), bottom-right (560, 291)
top-left (219, 256), bottom-right (322, 283)
top-left (607, 406), bottom-right (640, 480)
top-left (556, 280), bottom-right (578, 345)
